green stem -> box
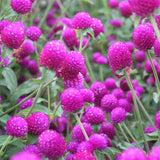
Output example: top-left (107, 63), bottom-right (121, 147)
top-left (148, 75), bottom-right (152, 108)
top-left (34, 42), bottom-right (40, 69)
top-left (146, 51), bottom-right (160, 94)
top-left (122, 122), bottom-right (141, 148)
top-left (74, 113), bottom-right (89, 141)
top-left (84, 52), bottom-right (96, 82)
top-left (50, 102), bottom-right (61, 122)
top-left (99, 65), bottom-right (104, 82)
top-left (25, 83), bottom-right (43, 118)
top-left (125, 70), bottom-right (150, 153)
top-left (81, 37), bottom-right (91, 52)
top-left (47, 86), bottom-right (51, 120)
top-left (66, 115), bottom-right (70, 143)
top-left (79, 30), bottom-right (83, 53)
top-left (38, 0), bottom-right (55, 28)
top-left (118, 123), bottom-right (130, 143)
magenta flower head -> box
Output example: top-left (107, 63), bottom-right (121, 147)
top-left (18, 97), bottom-right (33, 109)
top-left (28, 60), bottom-right (39, 75)
top-left (89, 133), bottom-right (108, 150)
top-left (73, 150), bottom-right (96, 160)
top-left (107, 35), bottom-right (116, 43)
top-left (60, 88), bottom-right (84, 112)
top-left (120, 78), bottom-right (130, 91)
top-left (0, 20), bottom-right (11, 34)
top-left (5, 116), bottom-right (28, 137)
top-left (109, 19), bottom-right (122, 28)
top-left (135, 51), bottom-right (146, 63)
top-left (128, 0), bottom-right (160, 17)
top-left (108, 41), bottom-right (132, 75)
top-left (62, 27), bottom-right (77, 50)
top-left (39, 40), bottom-right (67, 71)
top-left (104, 77), bottom-right (117, 90)
top-left (155, 15), bottom-right (160, 30)
top-left (80, 88), bottom-right (95, 103)
top-left (12, 40), bottom-right (35, 60)
top-left (72, 12), bottom-right (92, 29)
top-left (67, 141), bottom-right (79, 154)
top-left (133, 23), bottom-right (155, 51)
top-left (90, 81), bottom-right (109, 106)
top-left (110, 107), bottom-right (126, 124)
top-left (147, 76), bottom-right (155, 87)
top-left (154, 38), bottom-right (160, 57)
top-left (77, 141), bottom-right (94, 153)
top-left (144, 126), bottom-right (155, 134)
top-left (95, 56), bottom-right (108, 64)
top-left (127, 90), bottom-right (140, 104)
top-left (60, 18), bottom-right (73, 28)
top-left (59, 51), bottom-right (85, 79)
top-left (119, 98), bottom-right (133, 113)
top-left (155, 110), bottom-right (160, 129)
top-left (111, 88), bottom-right (126, 99)
top-left (125, 41), bottom-right (134, 53)
top-left (85, 107), bottom-right (105, 124)
top-left (1, 23), bottom-right (25, 49)
top-left (27, 112), bottom-right (50, 135)
top-left (109, 0), bottom-right (119, 8)
top-left (76, 37), bottom-right (90, 49)
top-left (38, 130), bottom-right (66, 159)
top-left (92, 52), bottom-right (102, 62)
top-left (120, 147), bottom-right (147, 160)
top-left (135, 86), bottom-right (144, 95)
top-left (144, 59), bottom-right (158, 73)
top-left (148, 146), bottom-right (160, 160)
top-left (98, 122), bottom-right (115, 139)
top-left (11, 0), bottom-right (32, 14)
top-left (64, 72), bottom-right (84, 89)
top-left (10, 151), bottom-right (42, 160)
top-left (26, 26), bottom-right (41, 41)
top-left (90, 18), bottom-right (104, 38)
top-left (101, 94), bottom-right (118, 113)
top-left (71, 123), bottom-right (93, 142)
top-left (119, 1), bottom-right (132, 18)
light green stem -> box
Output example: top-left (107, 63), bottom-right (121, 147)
top-left (33, 42), bottom-right (40, 69)
top-left (50, 102), bottom-right (61, 122)
top-left (82, 37), bottom-right (91, 52)
top-left (66, 115), bottom-right (70, 143)
top-left (99, 65), bottom-right (104, 82)
top-left (79, 30), bottom-right (83, 53)
top-left (47, 86), bottom-right (51, 120)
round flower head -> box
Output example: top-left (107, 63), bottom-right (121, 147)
top-left (95, 56), bottom-right (108, 64)
top-left (109, 19), bottom-right (122, 28)
top-left (98, 122), bottom-right (115, 139)
top-left (109, 0), bottom-right (119, 8)
top-left (107, 35), bottom-right (116, 43)
top-left (120, 147), bottom-right (147, 160)
top-left (5, 116), bottom-right (28, 137)
top-left (135, 86), bottom-right (144, 95)
top-left (39, 40), bottom-right (67, 71)
top-left (12, 40), bottom-right (35, 60)
top-left (132, 79), bottom-right (139, 88)
top-left (14, 21), bottom-right (26, 30)
top-left (62, 27), bottom-right (78, 50)
top-left (80, 88), bottom-right (95, 103)
top-left (80, 66), bottom-right (87, 77)
top-left (101, 94), bottom-right (118, 113)
top-left (28, 60), bottom-right (39, 75)
top-left (10, 151), bottom-right (42, 160)
top-left (125, 41), bottom-right (134, 53)
top-left (89, 133), bottom-right (108, 150)
top-left (154, 38), bottom-right (160, 57)
top-left (147, 76), bottom-right (155, 87)
top-left (77, 141), bottom-right (94, 153)
top-left (27, 112), bottom-right (50, 135)
top-left (128, 0), bottom-right (160, 17)
top-left (18, 97), bottom-right (33, 109)
top-left (72, 123), bottom-right (93, 142)
top-left (38, 130), bottom-right (66, 159)
top-left (135, 51), bottom-right (146, 63)
top-left (72, 12), bottom-right (92, 29)
top-left (144, 59), bottom-right (158, 73)
top-left (73, 150), bottom-right (96, 160)
top-left (108, 41), bottom-right (132, 75)
top-left (155, 110), bottom-right (160, 129)
top-left (11, 0), bottom-right (32, 14)
top-left (133, 23), bottom-right (155, 51)
top-left (60, 18), bottom-right (73, 28)
top-left (64, 72), bottom-right (84, 89)
top-left (120, 78), bottom-right (130, 91)
top-left (59, 51), bottom-right (85, 79)
top-left (119, 1), bottom-right (132, 18)
top-left (66, 154), bottom-right (74, 160)
top-left (90, 18), bottom-right (104, 37)
top-left (85, 107), bottom-right (105, 124)
top-left (92, 52), bottom-right (102, 62)
top-left (148, 146), bottom-right (160, 160)
top-left (127, 90), bottom-right (140, 104)
top-left (0, 20), bottom-right (11, 34)
top-left (104, 77), bottom-right (117, 90)
top-left (110, 107), bottom-right (126, 124)
top-left (18, 56), bottom-right (30, 68)
top-left (1, 23), bottom-right (25, 49)
top-left (144, 126), bottom-right (155, 134)
top-left (111, 88), bottom-right (126, 99)
top-left (85, 76), bottom-right (91, 83)
top-left (67, 141), bottom-right (79, 154)
top-left (155, 15), bottom-right (160, 30)
top-left (26, 26), bottom-right (41, 41)
top-left (119, 98), bottom-right (133, 113)
top-left (60, 88), bottom-right (84, 112)
top-left (23, 145), bottom-right (42, 158)
top-left (90, 81), bottom-right (108, 106)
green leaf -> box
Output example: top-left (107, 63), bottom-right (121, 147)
top-left (83, 28), bottom-right (95, 38)
top-left (55, 105), bottom-right (63, 117)
top-left (134, 16), bottom-right (141, 28)
top-left (36, 97), bottom-right (48, 103)
top-left (82, 0), bottom-right (94, 5)
top-left (153, 92), bottom-right (159, 104)
top-left (0, 135), bottom-right (9, 145)
top-left (116, 68), bottom-right (125, 76)
top-left (1, 45), bottom-right (13, 59)
top-left (98, 148), bottom-right (115, 160)
top-left (26, 134), bottom-right (38, 145)
top-left (2, 67), bottom-right (17, 94)
top-left (0, 110), bottom-right (10, 124)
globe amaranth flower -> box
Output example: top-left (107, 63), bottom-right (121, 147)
top-left (154, 38), bottom-right (160, 57)
top-left (144, 59), bottom-right (158, 74)
top-left (144, 126), bottom-right (155, 134)
top-left (77, 141), bottom-right (94, 153)
top-left (109, 19), bottom-right (123, 28)
top-left (111, 88), bottom-right (126, 99)
top-left (108, 41), bottom-right (132, 75)
top-left (155, 110), bottom-right (160, 129)
top-left (73, 150), bottom-right (96, 160)
top-left (119, 1), bottom-right (132, 18)
top-left (119, 98), bottom-right (133, 113)
top-left (135, 51), bottom-right (146, 63)
top-left (148, 146), bottom-right (160, 160)
top-left (67, 141), bottom-right (79, 154)
top-left (80, 88), bottom-right (95, 103)
top-left (104, 77), bottom-right (117, 90)
top-left (109, 0), bottom-right (119, 8)
top-left (0, 20), bottom-right (11, 34)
